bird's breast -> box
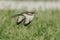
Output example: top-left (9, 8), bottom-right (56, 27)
top-left (23, 14), bottom-right (34, 20)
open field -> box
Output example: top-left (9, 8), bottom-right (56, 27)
top-left (0, 9), bottom-right (60, 40)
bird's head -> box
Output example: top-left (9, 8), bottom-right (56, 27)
top-left (24, 11), bottom-right (35, 16)
top-left (26, 10), bottom-right (35, 15)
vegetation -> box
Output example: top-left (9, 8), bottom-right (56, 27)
top-left (0, 9), bottom-right (60, 40)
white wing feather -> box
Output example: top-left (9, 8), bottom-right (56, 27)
top-left (17, 15), bottom-right (24, 23)
top-left (24, 14), bottom-right (34, 25)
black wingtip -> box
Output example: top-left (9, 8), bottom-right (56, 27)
top-left (24, 21), bottom-right (31, 26)
top-left (24, 24), bottom-right (28, 26)
top-left (16, 19), bottom-right (24, 25)
top-left (16, 22), bottom-right (20, 25)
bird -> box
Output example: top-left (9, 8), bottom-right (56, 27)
top-left (12, 11), bottom-right (35, 26)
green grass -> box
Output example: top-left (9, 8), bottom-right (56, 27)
top-left (0, 9), bottom-right (60, 40)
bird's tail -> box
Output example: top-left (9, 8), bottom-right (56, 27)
top-left (11, 12), bottom-right (26, 18)
top-left (11, 13), bottom-right (22, 18)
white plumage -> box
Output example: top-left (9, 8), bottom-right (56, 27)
top-left (13, 11), bottom-right (35, 26)
top-left (23, 13), bottom-right (34, 25)
top-left (17, 15), bottom-right (24, 23)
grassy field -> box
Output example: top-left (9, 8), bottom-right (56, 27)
top-left (0, 9), bottom-right (60, 40)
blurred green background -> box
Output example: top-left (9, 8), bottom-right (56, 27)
top-left (0, 9), bottom-right (60, 40)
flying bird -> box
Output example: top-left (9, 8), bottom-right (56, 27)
top-left (12, 11), bottom-right (35, 26)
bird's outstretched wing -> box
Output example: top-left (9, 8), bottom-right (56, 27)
top-left (17, 15), bottom-right (24, 25)
top-left (24, 18), bottom-right (31, 26)
top-left (24, 15), bottom-right (34, 26)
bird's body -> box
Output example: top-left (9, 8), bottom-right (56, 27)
top-left (12, 11), bottom-right (35, 26)
top-left (23, 13), bottom-right (34, 26)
